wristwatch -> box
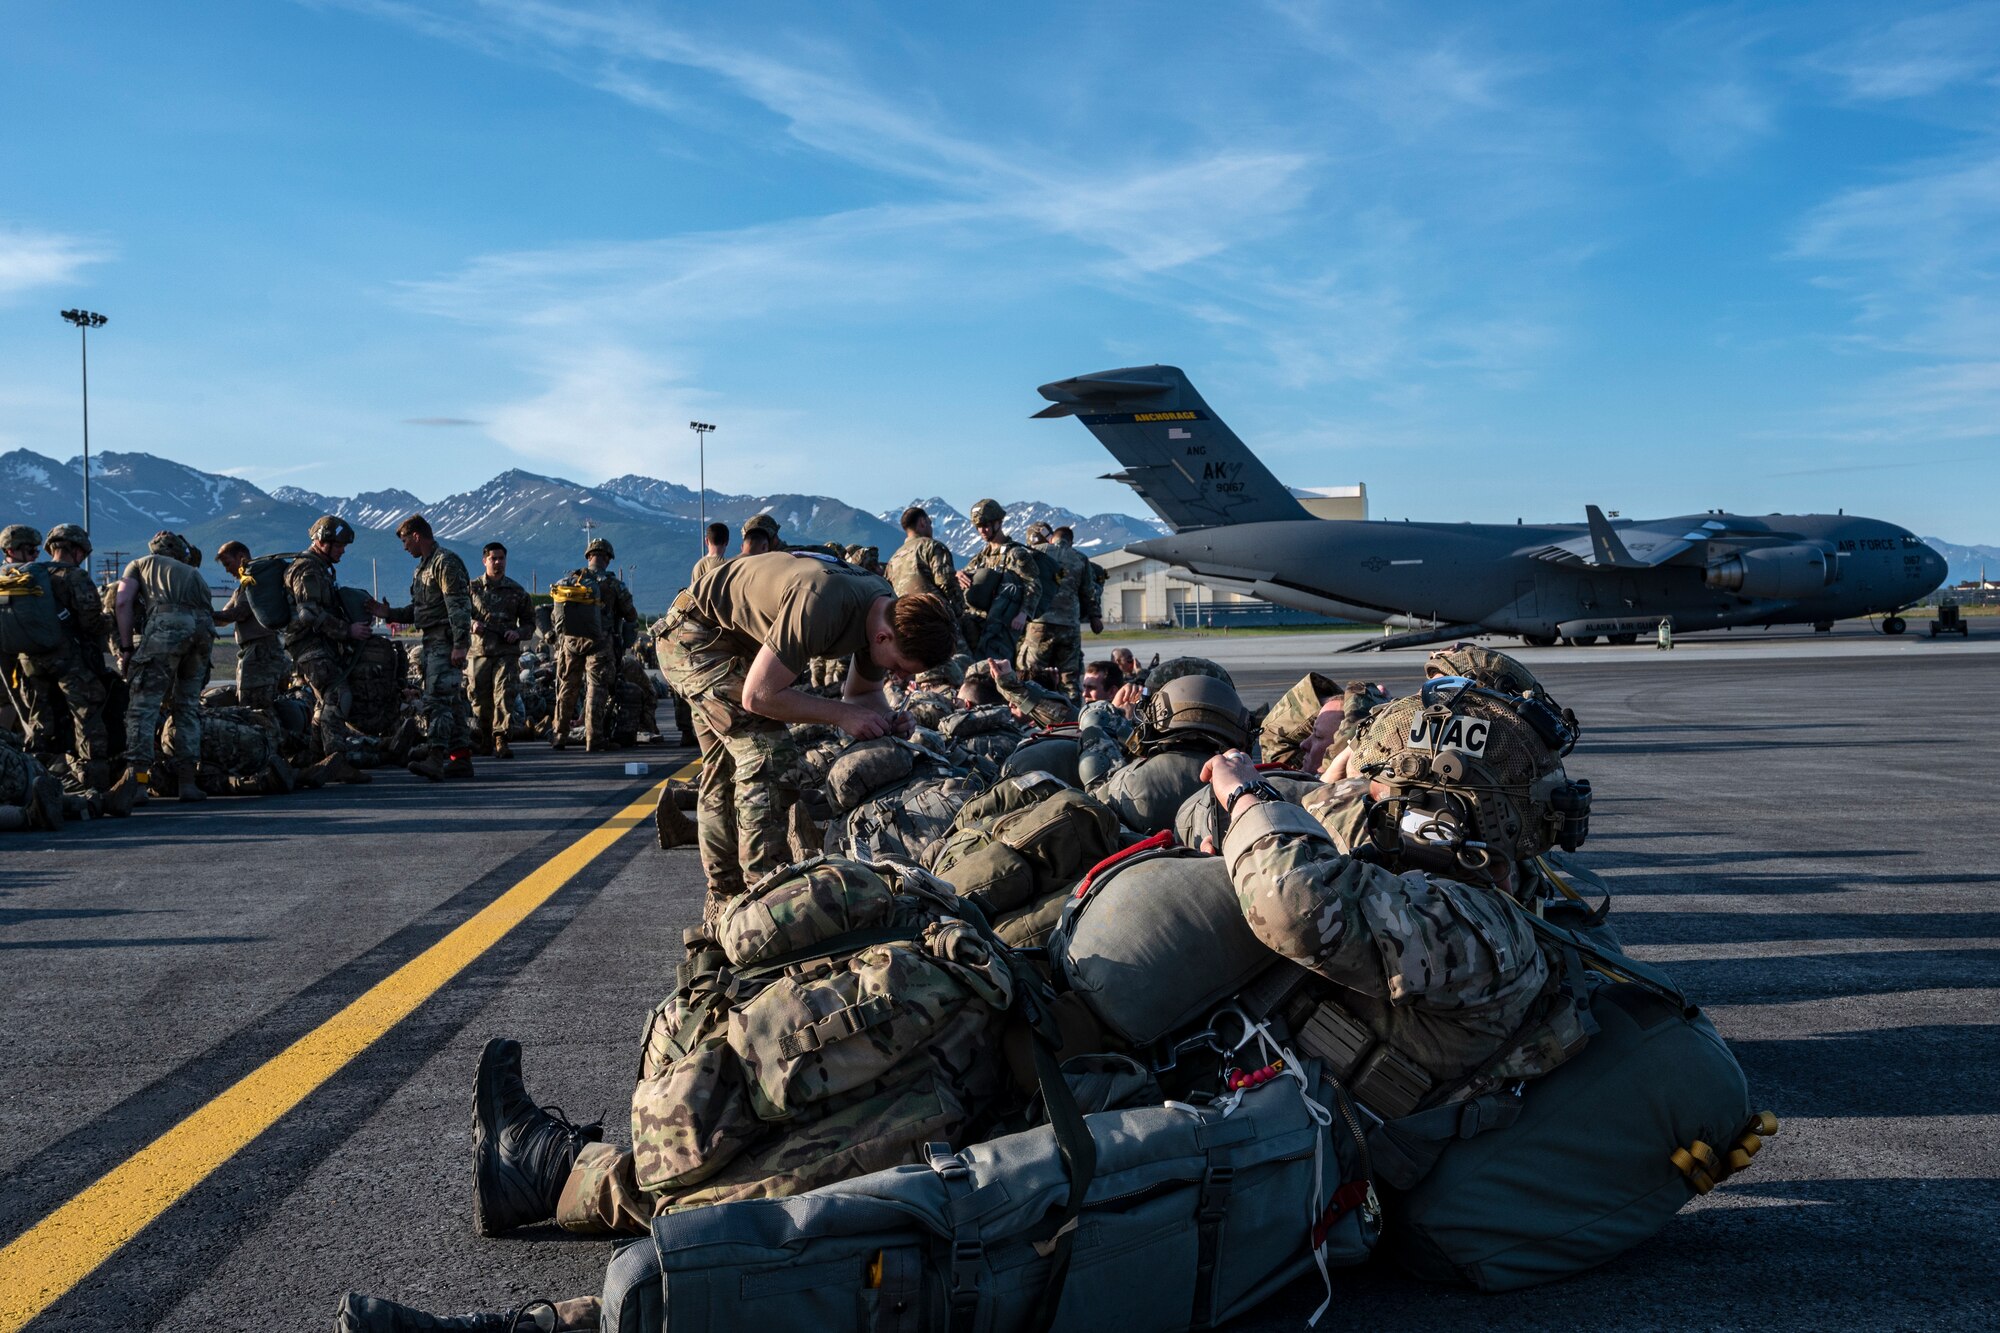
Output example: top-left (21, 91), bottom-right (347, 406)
top-left (1222, 779), bottom-right (1282, 819)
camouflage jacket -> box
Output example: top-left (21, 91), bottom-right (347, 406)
top-left (381, 546), bottom-right (473, 648)
top-left (1258, 672), bottom-right (1339, 770)
top-left (995, 674), bottom-right (1076, 729)
top-left (886, 535), bottom-right (966, 622)
top-left (1029, 539), bottom-right (1093, 628)
top-left (560, 566), bottom-right (638, 646)
top-left (1222, 798), bottom-right (1586, 1100)
top-left (467, 573), bottom-right (532, 657)
top-left (282, 551), bottom-right (350, 654)
top-left (963, 537), bottom-right (1044, 624)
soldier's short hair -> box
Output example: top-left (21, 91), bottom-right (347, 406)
top-left (1055, 525), bottom-right (1074, 542)
top-left (483, 541), bottom-right (507, 557)
top-left (706, 521), bottom-right (729, 546)
top-left (396, 514), bottom-right (434, 540)
top-left (960, 675), bottom-right (1003, 706)
top-left (900, 506), bottom-right (928, 531)
top-left (1085, 658), bottom-right (1124, 691)
top-left (888, 592), bottom-right (957, 668)
top-left (216, 540), bottom-right (249, 562)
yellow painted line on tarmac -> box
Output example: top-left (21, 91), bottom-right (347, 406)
top-left (0, 758), bottom-right (701, 1332)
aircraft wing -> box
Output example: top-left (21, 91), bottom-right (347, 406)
top-left (1527, 513), bottom-right (1803, 568)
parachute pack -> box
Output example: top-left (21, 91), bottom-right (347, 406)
top-left (0, 562), bottom-right (66, 658)
top-left (550, 575), bottom-right (603, 638)
top-left (236, 552), bottom-right (298, 630)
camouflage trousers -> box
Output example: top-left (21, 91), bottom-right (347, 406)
top-left (198, 706), bottom-right (290, 793)
top-left (1016, 620), bottom-right (1082, 696)
top-left (17, 642), bottom-right (110, 768)
top-left (553, 634), bottom-right (614, 744)
top-left (414, 628), bottom-right (472, 752)
top-left (234, 635), bottom-right (291, 711)
top-left (0, 735), bottom-right (47, 805)
top-left (466, 651), bottom-right (518, 741)
top-left (658, 611), bottom-right (804, 897)
top-left (124, 613), bottom-right (212, 771)
top-left (292, 644), bottom-right (356, 756)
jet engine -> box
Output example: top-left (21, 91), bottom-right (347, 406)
top-left (1703, 544), bottom-right (1834, 599)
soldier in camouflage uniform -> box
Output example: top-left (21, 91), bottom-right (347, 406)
top-left (1079, 671), bottom-right (1249, 834)
top-left (110, 532), bottom-right (217, 806)
top-left (550, 539), bottom-right (638, 752)
top-left (887, 506), bottom-right (967, 650)
top-left (283, 516), bottom-right (376, 758)
top-left (1017, 521), bottom-right (1096, 697)
top-left (212, 541), bottom-right (292, 712)
top-left (467, 541), bottom-right (532, 758)
top-left (1259, 671), bottom-right (1362, 773)
top-left (1204, 680), bottom-right (1593, 1155)
top-left (956, 498), bottom-right (1044, 663)
top-left (0, 728), bottom-right (71, 833)
top-left (373, 514), bottom-right (476, 780)
top-left (4, 524), bottom-right (115, 792)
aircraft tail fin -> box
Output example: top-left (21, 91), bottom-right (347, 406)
top-left (1584, 504), bottom-right (1642, 567)
top-left (1035, 365), bottom-right (1312, 532)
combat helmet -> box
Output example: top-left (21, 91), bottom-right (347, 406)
top-left (310, 515), bottom-right (358, 546)
top-left (1024, 520), bottom-right (1053, 544)
top-left (586, 538), bottom-right (615, 561)
top-left (1143, 655), bottom-right (1235, 693)
top-left (742, 513), bottom-right (780, 540)
top-left (1, 524), bottom-right (44, 554)
top-left (148, 530), bottom-right (192, 562)
top-left (969, 498), bottom-right (1005, 527)
top-left (1425, 643), bottom-right (1547, 700)
top-left (1138, 674), bottom-right (1253, 754)
top-left (1350, 675), bottom-right (1590, 868)
top-left (44, 523), bottom-right (92, 556)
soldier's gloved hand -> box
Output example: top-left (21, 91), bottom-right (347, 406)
top-left (504, 630), bottom-right (521, 643)
top-left (987, 656), bottom-right (1015, 682)
top-left (1090, 617), bottom-right (1103, 635)
top-left (1202, 750), bottom-right (1261, 813)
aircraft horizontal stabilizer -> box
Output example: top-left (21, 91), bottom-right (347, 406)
top-left (1037, 365), bottom-right (1311, 532)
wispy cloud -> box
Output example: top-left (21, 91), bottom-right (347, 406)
top-left (402, 416), bottom-right (483, 426)
top-left (0, 226), bottom-right (111, 301)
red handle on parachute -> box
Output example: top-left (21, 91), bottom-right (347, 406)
top-left (1073, 830), bottom-right (1177, 899)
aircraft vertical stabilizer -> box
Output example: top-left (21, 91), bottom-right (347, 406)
top-left (1034, 365), bottom-right (1312, 532)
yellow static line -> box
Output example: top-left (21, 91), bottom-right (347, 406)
top-left (0, 759), bottom-right (698, 1332)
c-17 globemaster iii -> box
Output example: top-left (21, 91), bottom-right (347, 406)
top-left (1034, 365), bottom-right (1949, 649)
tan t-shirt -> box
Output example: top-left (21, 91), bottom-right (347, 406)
top-left (122, 554), bottom-right (214, 616)
top-left (689, 551), bottom-right (891, 680)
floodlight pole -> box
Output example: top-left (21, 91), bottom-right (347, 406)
top-left (690, 422), bottom-right (716, 556)
top-left (60, 309), bottom-right (107, 533)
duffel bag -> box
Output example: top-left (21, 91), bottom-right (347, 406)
top-left (1055, 845), bottom-right (1281, 1047)
top-left (602, 1064), bottom-right (1375, 1333)
top-left (1385, 919), bottom-right (1768, 1292)
top-left (0, 562), bottom-right (66, 657)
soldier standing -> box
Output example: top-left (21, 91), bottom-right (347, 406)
top-left (1018, 521), bottom-right (1097, 697)
top-left (467, 541), bottom-right (532, 759)
top-left (212, 541), bottom-right (293, 711)
top-left (283, 516), bottom-right (376, 759)
top-left (109, 532), bottom-right (216, 806)
top-left (550, 539), bottom-right (637, 752)
top-left (3, 524), bottom-right (115, 793)
top-left (691, 522), bottom-right (729, 584)
top-left (956, 498), bottom-right (1043, 663)
top-left (374, 514), bottom-right (476, 780)
top-left (658, 552), bottom-right (958, 925)
top-left (886, 506), bottom-right (966, 646)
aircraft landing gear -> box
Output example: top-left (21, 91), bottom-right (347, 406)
top-left (1607, 633), bottom-right (1639, 646)
top-left (1567, 635), bottom-right (1600, 646)
top-left (1813, 621), bottom-right (1834, 633)
top-left (1881, 616), bottom-right (1907, 636)
top-left (1521, 633), bottom-right (1558, 647)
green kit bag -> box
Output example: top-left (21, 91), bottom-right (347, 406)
top-left (1386, 931), bottom-right (1759, 1291)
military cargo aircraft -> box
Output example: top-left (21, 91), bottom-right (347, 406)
top-left (1034, 365), bottom-right (1949, 649)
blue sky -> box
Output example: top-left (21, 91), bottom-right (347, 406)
top-left (5, 1), bottom-right (2000, 539)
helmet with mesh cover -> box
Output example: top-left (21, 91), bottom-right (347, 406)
top-left (1424, 642), bottom-right (1548, 699)
top-left (44, 523), bottom-right (91, 556)
top-left (310, 515), bottom-right (358, 546)
top-left (1351, 676), bottom-right (1590, 864)
top-left (1138, 673), bottom-right (1252, 754)
top-left (148, 531), bottom-right (192, 562)
top-left (1, 524), bottom-right (45, 553)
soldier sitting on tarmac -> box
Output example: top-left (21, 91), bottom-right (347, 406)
top-left (657, 551), bottom-right (959, 932)
top-left (1079, 669), bottom-right (1252, 834)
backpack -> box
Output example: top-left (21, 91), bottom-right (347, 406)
top-left (998, 733), bottom-right (1081, 787)
top-left (928, 783), bottom-right (1122, 948)
top-left (238, 552), bottom-right (297, 631)
top-left (1025, 544), bottom-right (1061, 619)
top-left (1055, 845), bottom-right (1290, 1048)
top-left (0, 562), bottom-right (67, 657)
top-left (601, 1062), bottom-right (1376, 1333)
top-left (628, 858), bottom-right (1017, 1205)
top-left (839, 773), bottom-right (983, 867)
top-left (550, 574), bottom-right (603, 638)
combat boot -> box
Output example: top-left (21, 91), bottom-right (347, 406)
top-left (654, 781), bottom-right (696, 849)
top-left (333, 1292), bottom-right (599, 1333)
top-left (472, 1037), bottom-right (602, 1236)
top-left (493, 736), bottom-right (514, 759)
top-left (101, 767), bottom-right (143, 819)
top-left (549, 728), bottom-right (570, 752)
top-left (265, 754), bottom-right (297, 795)
top-left (443, 749), bottom-right (476, 780)
top-left (82, 759), bottom-right (111, 793)
top-left (173, 761), bottom-right (208, 803)
top-left (407, 746), bottom-right (448, 782)
top-left (25, 775), bottom-right (66, 832)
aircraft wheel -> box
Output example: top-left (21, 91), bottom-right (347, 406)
top-left (1813, 621), bottom-right (1834, 633)
top-left (1607, 633), bottom-right (1638, 646)
top-left (1567, 635), bottom-right (1600, 646)
top-left (1882, 616), bottom-right (1907, 636)
top-left (1521, 634), bottom-right (1558, 647)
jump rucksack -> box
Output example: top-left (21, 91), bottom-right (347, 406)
top-left (0, 562), bottom-right (66, 657)
top-left (550, 573), bottom-right (603, 638)
top-left (928, 779), bottom-right (1122, 948)
top-left (237, 552), bottom-right (298, 631)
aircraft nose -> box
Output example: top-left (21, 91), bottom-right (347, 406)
top-left (1922, 543), bottom-right (1948, 589)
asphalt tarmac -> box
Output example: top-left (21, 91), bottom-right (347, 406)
top-left (1, 634), bottom-right (1994, 1331)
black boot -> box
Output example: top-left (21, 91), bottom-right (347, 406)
top-left (471, 1038), bottom-right (601, 1236)
top-left (333, 1292), bottom-right (565, 1332)
top-left (654, 781), bottom-right (696, 849)
top-left (25, 775), bottom-right (66, 832)
top-left (408, 746), bottom-right (448, 782)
